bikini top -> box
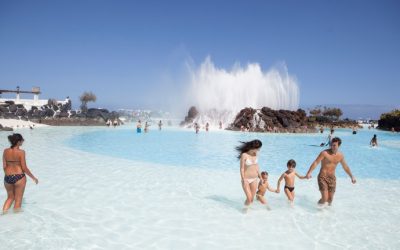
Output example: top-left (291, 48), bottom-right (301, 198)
top-left (245, 157), bottom-right (258, 166)
top-left (5, 151), bottom-right (21, 166)
top-left (6, 158), bottom-right (21, 163)
top-left (4, 158), bottom-right (21, 169)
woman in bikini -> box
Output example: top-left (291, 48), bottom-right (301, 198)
top-left (3, 133), bottom-right (38, 213)
top-left (236, 139), bottom-right (263, 206)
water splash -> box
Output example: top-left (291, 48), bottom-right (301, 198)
top-left (186, 57), bottom-right (300, 127)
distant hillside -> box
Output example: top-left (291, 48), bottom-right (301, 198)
top-left (378, 109), bottom-right (400, 131)
top-left (301, 104), bottom-right (399, 120)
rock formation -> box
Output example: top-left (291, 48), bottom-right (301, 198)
top-left (228, 107), bottom-right (313, 133)
top-left (180, 106), bottom-right (199, 126)
top-left (0, 100), bottom-right (120, 126)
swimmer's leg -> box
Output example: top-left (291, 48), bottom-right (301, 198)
top-left (241, 181), bottom-right (253, 206)
top-left (13, 177), bottom-right (27, 211)
top-left (249, 180), bottom-right (258, 204)
top-left (3, 182), bottom-right (15, 213)
top-left (284, 188), bottom-right (294, 202)
top-left (257, 195), bottom-right (267, 204)
top-left (318, 189), bottom-right (329, 205)
top-left (327, 191), bottom-right (335, 205)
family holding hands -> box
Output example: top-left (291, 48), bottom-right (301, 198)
top-left (238, 138), bottom-right (356, 210)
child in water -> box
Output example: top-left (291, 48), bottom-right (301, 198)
top-left (276, 159), bottom-right (306, 203)
top-left (256, 171), bottom-right (278, 206)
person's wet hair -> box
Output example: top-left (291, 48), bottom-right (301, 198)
top-left (261, 171), bottom-right (268, 176)
top-left (236, 139), bottom-right (262, 159)
top-left (331, 137), bottom-right (342, 146)
top-left (287, 159), bottom-right (296, 168)
top-left (8, 133), bottom-right (24, 148)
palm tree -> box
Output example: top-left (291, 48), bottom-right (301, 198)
top-left (80, 91), bottom-right (96, 113)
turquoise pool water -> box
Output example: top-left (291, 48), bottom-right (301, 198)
top-left (1, 126), bottom-right (399, 249)
top-left (67, 126), bottom-right (400, 179)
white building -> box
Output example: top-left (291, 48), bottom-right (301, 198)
top-left (0, 86), bottom-right (67, 110)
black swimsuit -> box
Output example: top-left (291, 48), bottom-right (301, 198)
top-left (4, 159), bottom-right (25, 184)
top-left (285, 186), bottom-right (295, 192)
top-left (4, 173), bottom-right (25, 184)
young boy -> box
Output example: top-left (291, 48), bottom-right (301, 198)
top-left (256, 171), bottom-right (278, 205)
top-left (276, 159), bottom-right (306, 203)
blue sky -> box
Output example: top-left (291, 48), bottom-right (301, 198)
top-left (0, 0), bottom-right (399, 117)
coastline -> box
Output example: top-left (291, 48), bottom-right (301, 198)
top-left (0, 118), bottom-right (48, 130)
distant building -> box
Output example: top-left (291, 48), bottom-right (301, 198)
top-left (0, 86), bottom-right (67, 109)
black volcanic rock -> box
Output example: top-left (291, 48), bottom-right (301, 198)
top-left (0, 105), bottom-right (9, 112)
top-left (1, 98), bottom-right (119, 126)
top-left (59, 111), bottom-right (69, 118)
top-left (232, 107), bottom-right (257, 129)
top-left (86, 108), bottom-right (110, 121)
top-left (4, 113), bottom-right (17, 119)
top-left (9, 105), bottom-right (17, 113)
top-left (180, 106), bottom-right (199, 126)
top-left (229, 107), bottom-right (313, 133)
top-left (88, 108), bottom-right (109, 113)
top-left (188, 106), bottom-right (198, 118)
top-left (44, 109), bottom-right (55, 117)
top-left (15, 108), bottom-right (27, 117)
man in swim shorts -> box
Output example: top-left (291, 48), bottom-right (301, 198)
top-left (306, 137), bottom-right (356, 205)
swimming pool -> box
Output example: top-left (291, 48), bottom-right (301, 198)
top-left (0, 125), bottom-right (399, 249)
top-left (68, 126), bottom-right (400, 179)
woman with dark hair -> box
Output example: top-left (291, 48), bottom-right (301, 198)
top-left (236, 139), bottom-right (263, 207)
top-left (3, 133), bottom-right (38, 213)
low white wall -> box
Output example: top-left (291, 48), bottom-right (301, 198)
top-left (0, 98), bottom-right (67, 110)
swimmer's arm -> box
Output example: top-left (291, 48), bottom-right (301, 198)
top-left (276, 174), bottom-right (285, 193)
top-left (240, 155), bottom-right (246, 182)
top-left (295, 171), bottom-right (306, 179)
top-left (20, 151), bottom-right (38, 184)
top-left (340, 157), bottom-right (356, 184)
top-left (267, 182), bottom-right (277, 193)
top-left (306, 152), bottom-right (325, 178)
top-left (257, 165), bottom-right (262, 180)
top-left (2, 150), bottom-right (6, 169)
